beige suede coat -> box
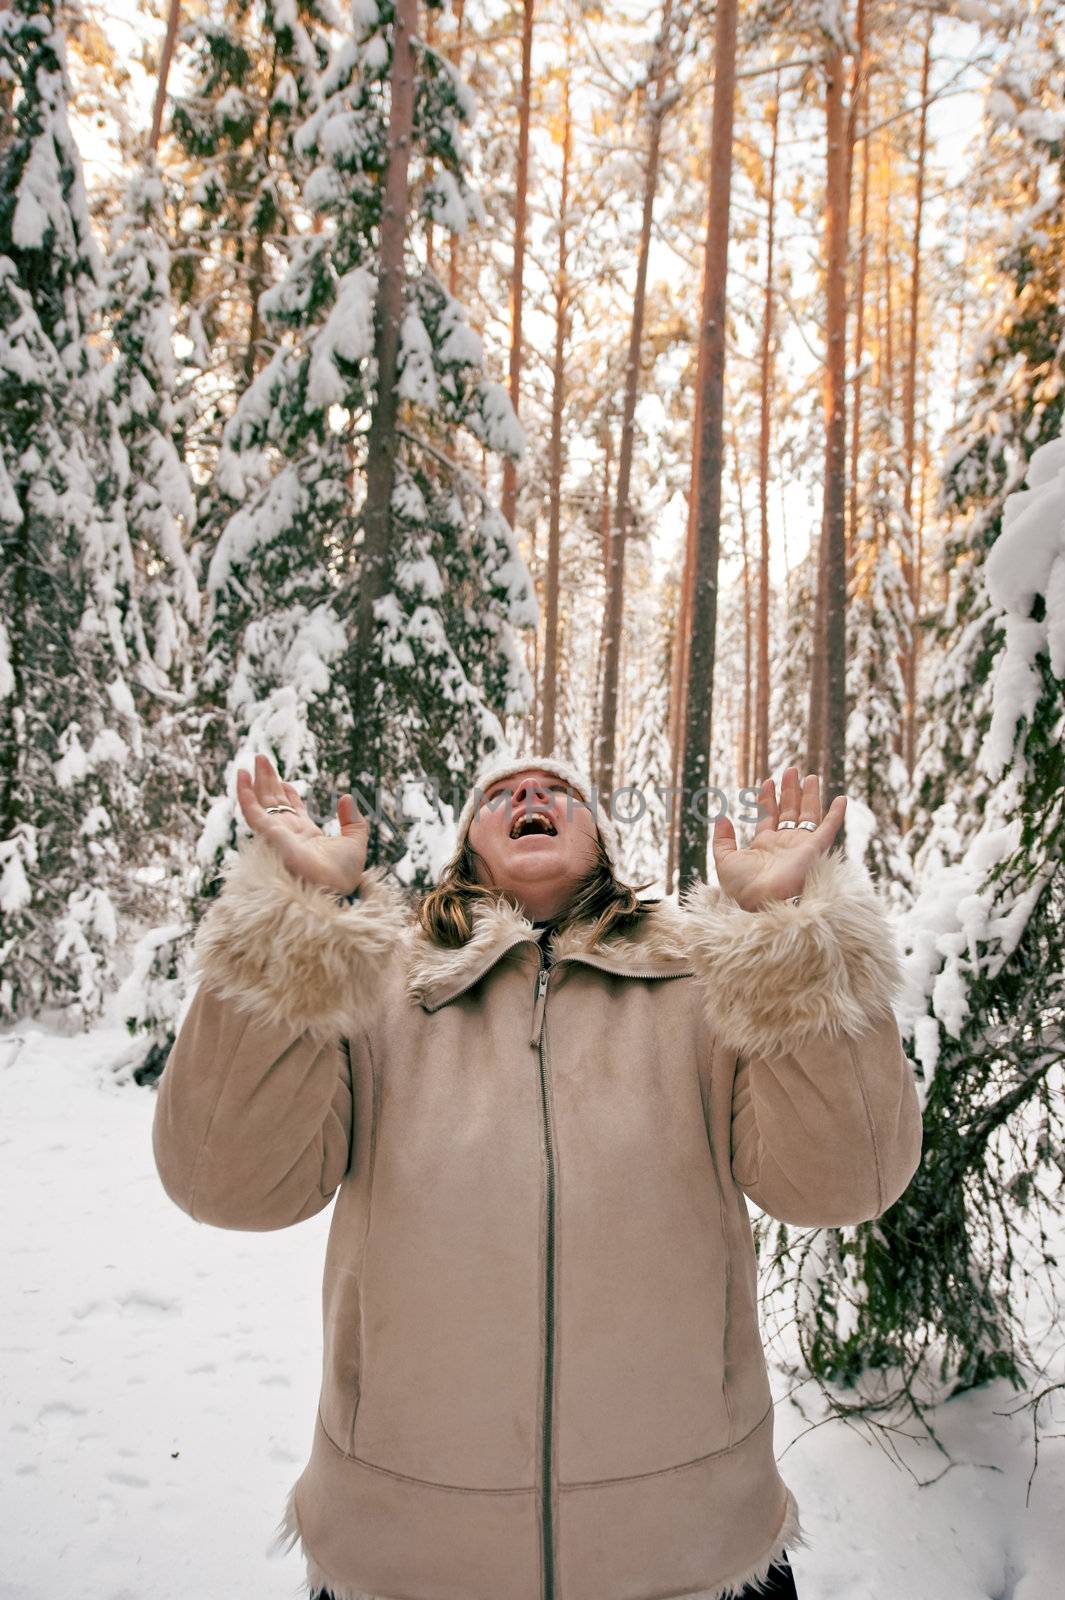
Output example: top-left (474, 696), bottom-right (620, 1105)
top-left (152, 836), bottom-right (923, 1600)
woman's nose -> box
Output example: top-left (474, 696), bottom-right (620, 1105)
top-left (513, 780), bottom-right (551, 805)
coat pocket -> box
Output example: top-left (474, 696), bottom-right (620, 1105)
top-left (319, 1266), bottom-right (363, 1456)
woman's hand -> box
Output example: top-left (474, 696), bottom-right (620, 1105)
top-left (711, 766), bottom-right (845, 910)
top-left (235, 754), bottom-right (369, 897)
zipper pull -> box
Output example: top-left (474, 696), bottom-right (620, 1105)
top-left (530, 966), bottom-right (549, 1047)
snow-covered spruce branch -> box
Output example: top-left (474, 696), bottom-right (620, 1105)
top-left (394, 424), bottom-right (502, 511)
top-left (959, 1040), bottom-right (1065, 1159)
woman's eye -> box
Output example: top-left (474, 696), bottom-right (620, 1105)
top-left (483, 782), bottom-right (580, 805)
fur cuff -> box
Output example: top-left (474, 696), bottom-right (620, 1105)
top-left (190, 833), bottom-right (410, 1041)
top-left (680, 849), bottom-right (902, 1060)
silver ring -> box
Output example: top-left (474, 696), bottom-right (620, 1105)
top-left (797, 820), bottom-right (818, 831)
top-left (265, 804), bottom-right (297, 815)
top-left (777, 819), bottom-right (798, 830)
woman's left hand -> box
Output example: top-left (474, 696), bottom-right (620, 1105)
top-left (712, 766), bottom-right (846, 911)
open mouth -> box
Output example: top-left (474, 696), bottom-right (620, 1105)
top-left (509, 812), bottom-right (558, 841)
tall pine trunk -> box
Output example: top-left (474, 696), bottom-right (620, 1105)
top-left (597, 0), bottom-right (673, 796)
top-left (150, 0), bottom-right (181, 152)
top-left (539, 34), bottom-right (572, 755)
top-left (848, 62), bottom-right (870, 592)
top-left (666, 433), bottom-right (697, 892)
top-left (592, 427), bottom-right (613, 789)
top-left (448, 0), bottom-right (466, 299)
top-left (806, 35), bottom-right (849, 811)
top-left (754, 77), bottom-right (778, 784)
top-left (846, 0), bottom-right (869, 589)
top-left (243, 46), bottom-right (280, 384)
top-left (678, 0), bottom-right (737, 891)
top-left (352, 0), bottom-right (417, 827)
top-left (501, 0), bottom-right (534, 537)
top-left (733, 426), bottom-right (753, 786)
top-left (901, 15), bottom-right (931, 776)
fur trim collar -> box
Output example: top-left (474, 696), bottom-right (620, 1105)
top-left (405, 892), bottom-right (696, 1012)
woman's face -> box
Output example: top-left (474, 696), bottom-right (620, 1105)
top-left (466, 768), bottom-right (600, 921)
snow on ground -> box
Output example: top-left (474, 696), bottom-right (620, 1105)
top-left (3, 1018), bottom-right (1065, 1600)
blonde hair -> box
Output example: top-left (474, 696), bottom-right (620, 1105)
top-left (416, 831), bottom-right (657, 950)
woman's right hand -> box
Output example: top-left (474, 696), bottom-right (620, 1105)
top-left (235, 754), bottom-right (369, 897)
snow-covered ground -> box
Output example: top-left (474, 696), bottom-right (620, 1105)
top-left (3, 1019), bottom-right (1064, 1600)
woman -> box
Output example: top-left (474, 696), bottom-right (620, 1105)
top-left (153, 751), bottom-right (923, 1600)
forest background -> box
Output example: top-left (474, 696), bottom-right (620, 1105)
top-left (1, 0), bottom-right (1064, 1502)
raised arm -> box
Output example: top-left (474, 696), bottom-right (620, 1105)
top-left (151, 758), bottom-right (409, 1231)
top-left (686, 769), bottom-right (923, 1228)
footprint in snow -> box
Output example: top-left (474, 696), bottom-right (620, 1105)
top-left (107, 1469), bottom-right (150, 1489)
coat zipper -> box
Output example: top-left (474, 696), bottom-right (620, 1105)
top-left (532, 948), bottom-right (556, 1600)
top-left (438, 940), bottom-right (692, 1600)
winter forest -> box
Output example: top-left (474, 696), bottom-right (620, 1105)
top-left (2, 0), bottom-right (1064, 1593)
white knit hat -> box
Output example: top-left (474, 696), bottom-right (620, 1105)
top-left (440, 753), bottom-right (624, 883)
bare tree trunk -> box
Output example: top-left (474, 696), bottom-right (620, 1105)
top-left (0, 513), bottom-right (26, 848)
top-left (529, 531), bottom-right (540, 752)
top-left (597, 0), bottom-right (673, 797)
top-left (732, 425), bottom-right (753, 788)
top-left (449, 0), bottom-right (466, 299)
top-left (150, 0), bottom-right (182, 153)
top-left (754, 76), bottom-right (779, 784)
top-left (600, 426), bottom-right (613, 571)
top-left (352, 0), bottom-right (417, 805)
top-left (666, 431), bottom-right (698, 895)
top-left (667, 176), bottom-right (713, 888)
top-left (951, 206), bottom-right (971, 430)
top-left (916, 361), bottom-right (930, 734)
top-left (592, 426), bottom-right (613, 789)
top-left (848, 115), bottom-right (870, 586)
top-left (425, 5), bottom-right (437, 274)
top-left (843, 0), bottom-right (866, 214)
top-left (243, 47), bottom-right (280, 384)
top-left (806, 35), bottom-right (849, 811)
top-left (244, 236), bottom-right (268, 383)
top-left (883, 174), bottom-right (895, 407)
top-left (678, 0), bottom-right (738, 891)
top-left (539, 32), bottom-right (572, 756)
top-left (901, 14), bottom-right (931, 776)
top-left (501, 0), bottom-right (534, 537)
top-left (847, 0), bottom-right (869, 590)
top-left (807, 516), bottom-right (828, 776)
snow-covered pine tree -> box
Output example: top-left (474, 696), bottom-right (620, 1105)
top-left (120, 0), bottom-right (344, 1077)
top-left (907, 7), bottom-right (1065, 872)
top-left (754, 440), bottom-right (1064, 1432)
top-left (861, 424), bottom-right (1065, 1414)
top-left (118, 0), bottom-right (343, 1068)
top-left (754, 71), bottom-right (1065, 1425)
top-left (210, 0), bottom-right (532, 842)
top-left (167, 0), bottom-right (336, 484)
top-left (106, 162), bottom-right (200, 701)
top-left (0, 0), bottom-right (160, 1024)
top-left (104, 161), bottom-right (210, 1078)
top-left (844, 459), bottom-right (914, 903)
top-left (124, 0), bottom-right (534, 1077)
